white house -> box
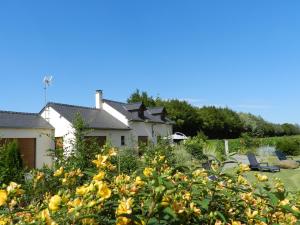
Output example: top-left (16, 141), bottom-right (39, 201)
top-left (40, 90), bottom-right (173, 152)
top-left (0, 90), bottom-right (173, 168)
top-left (0, 111), bottom-right (54, 169)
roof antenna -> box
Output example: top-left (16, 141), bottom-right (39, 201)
top-left (43, 76), bottom-right (53, 122)
top-left (43, 75), bottom-right (53, 105)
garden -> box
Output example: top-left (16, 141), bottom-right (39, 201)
top-left (1, 123), bottom-right (300, 224)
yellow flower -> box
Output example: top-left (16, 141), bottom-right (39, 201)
top-left (48, 195), bottom-right (62, 212)
top-left (6, 182), bottom-right (22, 194)
top-left (190, 202), bottom-right (201, 215)
top-left (279, 199), bottom-right (290, 206)
top-left (0, 216), bottom-right (10, 225)
top-left (231, 221), bottom-right (242, 225)
top-left (109, 148), bottom-right (117, 156)
top-left (93, 171), bottom-right (105, 181)
top-left (245, 208), bottom-right (258, 219)
top-left (96, 182), bottom-right (111, 200)
top-left (134, 176), bottom-right (144, 186)
top-left (116, 198), bottom-right (134, 216)
top-left (143, 167), bottom-right (154, 177)
top-left (40, 209), bottom-right (54, 225)
top-left (36, 172), bottom-right (45, 181)
top-left (54, 167), bottom-right (64, 177)
top-left (82, 218), bottom-right (96, 225)
top-left (0, 190), bottom-right (7, 207)
top-left (159, 155), bottom-right (165, 161)
top-left (192, 169), bottom-right (207, 178)
top-left (116, 216), bottom-right (131, 225)
top-left (183, 192), bottom-right (191, 201)
top-left (292, 205), bottom-right (300, 212)
top-left (68, 198), bottom-right (82, 208)
top-left (237, 175), bottom-right (248, 185)
top-left (92, 155), bottom-right (109, 168)
top-left (76, 185), bottom-right (90, 196)
top-left (238, 164), bottom-right (250, 173)
top-left (255, 173), bottom-right (268, 182)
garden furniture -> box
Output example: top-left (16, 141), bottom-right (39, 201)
top-left (247, 152), bottom-right (280, 172)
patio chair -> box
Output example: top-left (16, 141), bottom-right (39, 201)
top-left (247, 152), bottom-right (280, 172)
top-left (275, 150), bottom-right (300, 163)
top-left (201, 158), bottom-right (218, 181)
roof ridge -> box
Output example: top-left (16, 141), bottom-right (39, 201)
top-left (103, 99), bottom-right (126, 104)
top-left (48, 102), bottom-right (98, 110)
top-left (0, 110), bottom-right (38, 116)
top-left (148, 106), bottom-right (164, 109)
top-left (125, 102), bottom-right (143, 105)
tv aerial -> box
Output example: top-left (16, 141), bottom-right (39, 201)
top-left (43, 75), bottom-right (53, 105)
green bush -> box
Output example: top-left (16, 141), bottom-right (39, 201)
top-left (114, 148), bottom-right (140, 174)
top-left (0, 140), bottom-right (24, 184)
top-left (276, 138), bottom-right (300, 156)
top-left (183, 136), bottom-right (206, 160)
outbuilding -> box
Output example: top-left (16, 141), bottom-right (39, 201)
top-left (0, 111), bottom-right (54, 169)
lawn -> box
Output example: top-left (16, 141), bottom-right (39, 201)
top-left (225, 166), bottom-right (300, 192)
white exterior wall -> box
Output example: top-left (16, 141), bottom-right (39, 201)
top-left (0, 128), bottom-right (54, 168)
top-left (86, 129), bottom-right (130, 148)
top-left (41, 106), bottom-right (130, 150)
top-left (129, 122), bottom-right (173, 146)
top-left (40, 107), bottom-right (75, 154)
top-left (103, 102), bottom-right (129, 126)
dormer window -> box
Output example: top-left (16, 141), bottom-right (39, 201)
top-left (148, 107), bottom-right (167, 121)
top-left (124, 102), bottom-right (146, 120)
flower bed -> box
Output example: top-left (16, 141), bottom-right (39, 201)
top-left (0, 148), bottom-right (300, 224)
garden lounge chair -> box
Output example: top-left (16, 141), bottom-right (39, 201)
top-left (247, 152), bottom-right (280, 172)
top-left (201, 160), bottom-right (218, 181)
top-left (275, 150), bottom-right (300, 163)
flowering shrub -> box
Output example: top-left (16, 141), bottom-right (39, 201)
top-left (0, 147), bottom-right (300, 224)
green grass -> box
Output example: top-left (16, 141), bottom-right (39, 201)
top-left (208, 135), bottom-right (300, 154)
top-left (225, 165), bottom-right (300, 193)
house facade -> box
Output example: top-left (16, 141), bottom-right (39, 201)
top-left (0, 90), bottom-right (173, 168)
top-left (40, 90), bottom-right (173, 152)
top-left (0, 111), bottom-right (54, 169)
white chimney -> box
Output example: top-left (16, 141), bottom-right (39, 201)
top-left (95, 90), bottom-right (103, 109)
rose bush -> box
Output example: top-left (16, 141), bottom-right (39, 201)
top-left (0, 146), bottom-right (300, 225)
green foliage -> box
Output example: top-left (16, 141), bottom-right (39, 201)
top-left (127, 89), bottom-right (156, 107)
top-left (114, 148), bottom-right (140, 174)
top-left (198, 106), bottom-right (244, 139)
top-left (0, 140), bottom-right (24, 184)
top-left (239, 113), bottom-right (300, 137)
top-left (127, 90), bottom-right (300, 139)
top-left (183, 136), bottom-right (206, 160)
top-left (276, 137), bottom-right (300, 156)
top-left (2, 145), bottom-right (300, 224)
top-left (67, 113), bottom-right (102, 170)
top-left (157, 99), bottom-right (201, 137)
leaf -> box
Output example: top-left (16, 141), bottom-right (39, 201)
top-left (216, 211), bottom-right (227, 222)
top-left (200, 199), bottom-right (210, 210)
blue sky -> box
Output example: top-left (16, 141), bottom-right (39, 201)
top-left (0, 1), bottom-right (300, 124)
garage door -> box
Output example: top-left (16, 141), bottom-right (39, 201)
top-left (0, 138), bottom-right (36, 169)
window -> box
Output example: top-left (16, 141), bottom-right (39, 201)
top-left (55, 137), bottom-right (63, 149)
top-left (85, 136), bottom-right (107, 148)
top-left (138, 136), bottom-right (148, 146)
top-left (121, 136), bottom-right (125, 146)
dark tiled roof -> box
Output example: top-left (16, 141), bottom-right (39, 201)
top-left (104, 99), bottom-right (172, 124)
top-left (0, 111), bottom-right (54, 129)
top-left (124, 102), bottom-right (144, 111)
top-left (148, 107), bottom-right (166, 115)
top-left (45, 102), bottom-right (130, 130)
